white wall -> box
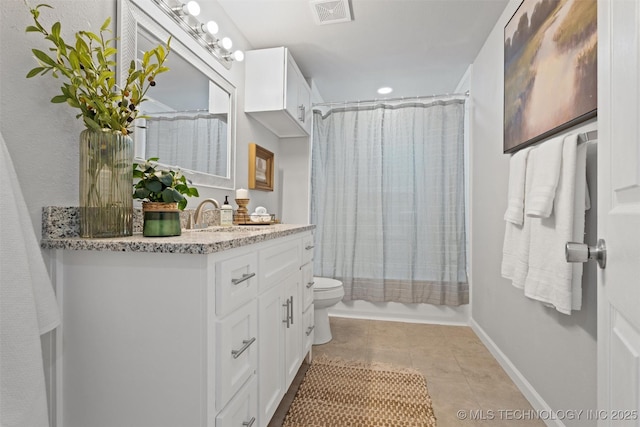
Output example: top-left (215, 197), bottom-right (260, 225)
top-left (279, 136), bottom-right (311, 224)
top-left (469, 0), bottom-right (597, 423)
top-left (0, 0), bottom-right (283, 238)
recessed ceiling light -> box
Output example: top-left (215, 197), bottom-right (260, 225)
top-left (377, 87), bottom-right (393, 95)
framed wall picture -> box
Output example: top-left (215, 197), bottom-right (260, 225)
top-left (503, 0), bottom-right (597, 153)
top-left (248, 143), bottom-right (274, 191)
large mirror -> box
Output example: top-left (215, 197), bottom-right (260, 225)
top-left (118, 0), bottom-right (236, 189)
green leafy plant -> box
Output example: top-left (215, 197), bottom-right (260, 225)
top-left (133, 158), bottom-right (199, 210)
top-left (25, 2), bottom-right (170, 135)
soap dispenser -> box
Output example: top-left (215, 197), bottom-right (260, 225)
top-left (220, 196), bottom-right (233, 226)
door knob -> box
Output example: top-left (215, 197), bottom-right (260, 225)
top-left (565, 239), bottom-right (606, 269)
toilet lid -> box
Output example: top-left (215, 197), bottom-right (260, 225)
top-left (314, 277), bottom-right (343, 290)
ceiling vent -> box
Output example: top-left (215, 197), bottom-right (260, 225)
top-left (310, 0), bottom-right (352, 25)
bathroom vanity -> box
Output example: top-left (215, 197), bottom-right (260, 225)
top-left (41, 209), bottom-right (315, 427)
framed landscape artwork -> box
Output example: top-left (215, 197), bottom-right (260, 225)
top-left (503, 0), bottom-right (597, 153)
top-left (248, 143), bottom-right (274, 191)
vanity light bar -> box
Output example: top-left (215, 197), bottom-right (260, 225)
top-left (153, 0), bottom-right (244, 68)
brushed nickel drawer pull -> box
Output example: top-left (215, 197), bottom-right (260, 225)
top-left (242, 417), bottom-right (256, 427)
top-left (231, 272), bottom-right (256, 285)
top-left (231, 337), bottom-right (256, 359)
top-left (306, 325), bottom-right (315, 336)
top-left (283, 299), bottom-right (290, 327)
top-left (289, 297), bottom-right (294, 325)
top-left (306, 281), bottom-right (315, 288)
top-left (305, 245), bottom-right (315, 250)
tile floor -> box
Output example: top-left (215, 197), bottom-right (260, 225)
top-left (269, 316), bottom-right (545, 427)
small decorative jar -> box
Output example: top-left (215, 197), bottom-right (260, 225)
top-left (142, 202), bottom-right (181, 237)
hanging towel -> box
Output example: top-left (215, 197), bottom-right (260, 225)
top-left (525, 135), bottom-right (564, 218)
top-left (571, 145), bottom-right (590, 310)
top-left (0, 132), bottom-right (61, 427)
top-left (523, 134), bottom-right (587, 314)
top-left (504, 147), bottom-right (533, 225)
top-left (501, 154), bottom-right (534, 288)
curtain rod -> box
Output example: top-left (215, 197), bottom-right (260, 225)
top-left (312, 91), bottom-right (469, 107)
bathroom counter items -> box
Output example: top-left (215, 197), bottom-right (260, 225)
top-left (40, 206), bottom-right (314, 254)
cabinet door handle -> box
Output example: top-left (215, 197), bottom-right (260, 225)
top-left (305, 245), bottom-right (315, 250)
top-left (231, 337), bottom-right (256, 359)
top-left (306, 325), bottom-right (315, 336)
top-left (283, 299), bottom-right (290, 328)
top-left (289, 297), bottom-right (294, 325)
top-left (306, 281), bottom-right (315, 289)
top-left (298, 105), bottom-right (305, 122)
top-left (231, 272), bottom-right (256, 285)
top-left (242, 417), bottom-right (256, 427)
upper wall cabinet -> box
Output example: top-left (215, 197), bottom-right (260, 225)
top-left (245, 47), bottom-right (312, 137)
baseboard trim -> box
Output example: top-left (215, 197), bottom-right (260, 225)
top-left (329, 300), bottom-right (470, 326)
top-left (469, 319), bottom-right (565, 427)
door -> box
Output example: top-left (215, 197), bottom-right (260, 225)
top-left (282, 272), bottom-right (302, 388)
top-left (257, 284), bottom-right (286, 425)
top-left (597, 0), bottom-right (640, 424)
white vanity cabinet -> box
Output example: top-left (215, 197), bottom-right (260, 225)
top-left (48, 229), bottom-right (313, 427)
top-left (244, 47), bottom-right (312, 137)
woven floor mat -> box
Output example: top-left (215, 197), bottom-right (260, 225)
top-left (282, 355), bottom-right (437, 427)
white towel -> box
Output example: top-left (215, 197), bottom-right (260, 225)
top-left (504, 147), bottom-right (533, 225)
top-left (0, 132), bottom-right (61, 427)
top-left (525, 135), bottom-right (564, 218)
top-left (501, 155), bottom-right (534, 288)
top-left (524, 134), bottom-right (587, 314)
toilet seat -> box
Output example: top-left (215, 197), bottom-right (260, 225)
top-left (313, 277), bottom-right (343, 291)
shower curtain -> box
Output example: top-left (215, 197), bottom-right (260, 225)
top-left (144, 111), bottom-right (228, 176)
top-left (311, 98), bottom-right (468, 306)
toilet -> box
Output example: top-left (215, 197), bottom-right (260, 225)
top-left (313, 277), bottom-right (344, 345)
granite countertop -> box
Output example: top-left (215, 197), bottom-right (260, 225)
top-left (40, 207), bottom-right (314, 255)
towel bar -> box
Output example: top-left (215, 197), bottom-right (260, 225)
top-left (578, 130), bottom-right (598, 143)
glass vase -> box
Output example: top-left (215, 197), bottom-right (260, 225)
top-left (79, 129), bottom-right (133, 238)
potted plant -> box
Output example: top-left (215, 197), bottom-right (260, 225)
top-left (25, 3), bottom-right (170, 238)
top-left (133, 158), bottom-right (199, 237)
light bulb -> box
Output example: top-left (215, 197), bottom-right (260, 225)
top-left (204, 20), bottom-right (218, 35)
top-left (185, 0), bottom-right (200, 16)
top-left (232, 50), bottom-right (244, 62)
top-left (173, 1), bottom-right (200, 16)
top-left (377, 87), bottom-right (393, 95)
top-left (195, 20), bottom-right (218, 35)
top-left (221, 37), bottom-right (232, 50)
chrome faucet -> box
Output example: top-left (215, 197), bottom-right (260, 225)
top-left (189, 198), bottom-right (220, 229)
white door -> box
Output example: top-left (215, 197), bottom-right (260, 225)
top-left (257, 284), bottom-right (286, 425)
top-left (283, 272), bottom-right (302, 388)
top-left (597, 0), bottom-right (640, 424)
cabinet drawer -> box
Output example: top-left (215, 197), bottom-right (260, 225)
top-left (259, 239), bottom-right (301, 292)
top-left (216, 375), bottom-right (258, 427)
top-left (301, 262), bottom-right (314, 311)
top-left (301, 233), bottom-right (314, 265)
top-left (216, 299), bottom-right (258, 409)
top-left (216, 252), bottom-right (258, 317)
top-left (303, 304), bottom-right (314, 356)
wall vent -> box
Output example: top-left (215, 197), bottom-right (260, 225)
top-left (310, 0), bottom-right (352, 25)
